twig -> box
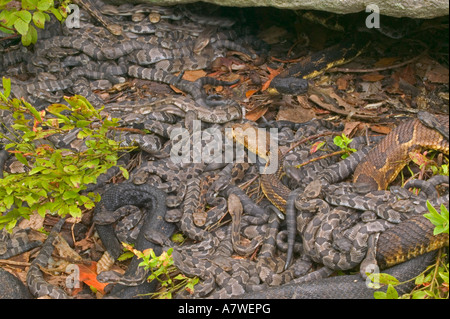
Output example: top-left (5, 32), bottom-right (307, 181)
top-left (294, 149), bottom-right (347, 169)
top-left (108, 127), bottom-right (146, 134)
top-left (328, 50), bottom-right (427, 74)
top-left (0, 259), bottom-right (31, 267)
top-left (285, 131), bottom-right (337, 155)
top-left (239, 174), bottom-right (259, 191)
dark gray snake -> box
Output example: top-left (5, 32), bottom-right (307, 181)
top-left (238, 251), bottom-right (438, 299)
top-left (94, 183), bottom-right (176, 298)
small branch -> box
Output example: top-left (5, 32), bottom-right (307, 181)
top-left (285, 132), bottom-right (337, 155)
top-left (328, 50), bottom-right (427, 74)
top-left (294, 149), bottom-right (347, 169)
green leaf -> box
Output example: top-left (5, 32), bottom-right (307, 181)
top-left (47, 103), bottom-right (70, 114)
top-left (62, 190), bottom-right (78, 200)
top-left (2, 77), bottom-right (11, 98)
top-left (63, 165), bottom-right (78, 174)
top-left (76, 120), bottom-right (92, 128)
top-left (14, 152), bottom-right (28, 166)
top-left (4, 194), bottom-right (14, 209)
top-left (68, 205), bottom-right (81, 217)
top-left (49, 7), bottom-right (62, 20)
top-left (69, 175), bottom-right (81, 188)
top-left (21, 0), bottom-right (38, 10)
top-left (118, 251), bottom-right (134, 261)
top-left (385, 284), bottom-right (399, 299)
top-left (37, 204), bottom-right (48, 217)
top-left (333, 136), bottom-right (344, 148)
top-left (14, 18), bottom-right (29, 35)
top-left (29, 166), bottom-right (46, 175)
top-left (37, 0), bottom-right (54, 11)
top-left (0, 10), bottom-right (17, 28)
top-left (411, 291), bottom-right (428, 299)
top-left (424, 201), bottom-right (449, 235)
top-left (439, 271), bottom-right (449, 284)
top-left (21, 24), bottom-right (37, 46)
top-left (119, 167), bottom-right (129, 179)
top-left (415, 273), bottom-right (424, 285)
top-left (15, 10), bottom-right (32, 24)
top-left (32, 11), bottom-right (46, 28)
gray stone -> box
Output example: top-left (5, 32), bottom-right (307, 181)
top-left (104, 0), bottom-right (449, 19)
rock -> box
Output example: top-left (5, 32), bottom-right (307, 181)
top-left (104, 0), bottom-right (448, 19)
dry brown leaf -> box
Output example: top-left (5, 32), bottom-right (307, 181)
top-left (245, 89), bottom-right (259, 98)
top-left (374, 57), bottom-right (399, 67)
top-left (54, 234), bottom-right (82, 262)
top-left (75, 238), bottom-right (93, 251)
top-left (261, 66), bottom-right (282, 91)
top-left (181, 70), bottom-right (207, 82)
top-left (169, 84), bottom-right (183, 94)
top-left (258, 26), bottom-right (288, 44)
top-left (426, 64), bottom-right (449, 84)
top-left (18, 212), bottom-right (44, 230)
top-left (398, 65), bottom-right (416, 85)
top-left (336, 77), bottom-right (349, 90)
top-left (370, 125), bottom-right (392, 135)
top-left (245, 106), bottom-right (268, 121)
top-left (277, 96), bottom-right (316, 122)
top-left (361, 73), bottom-right (385, 82)
top-left (342, 121), bottom-right (361, 137)
top-left (75, 261), bottom-right (108, 295)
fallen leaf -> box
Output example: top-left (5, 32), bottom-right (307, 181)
top-left (409, 151), bottom-right (433, 168)
top-left (261, 66), bottom-right (282, 92)
top-left (361, 73), bottom-right (385, 82)
top-left (397, 65), bottom-right (416, 85)
top-left (245, 106), bottom-right (268, 121)
top-left (277, 96), bottom-right (316, 122)
top-left (169, 84), bottom-right (184, 94)
top-left (370, 125), bottom-right (391, 134)
top-left (245, 89), bottom-right (259, 98)
top-left (181, 70), bottom-right (207, 82)
top-left (54, 234), bottom-right (82, 262)
top-left (18, 212), bottom-right (44, 230)
top-left (310, 141), bottom-right (326, 154)
top-left (75, 238), bottom-right (94, 251)
top-left (374, 57), bottom-right (399, 67)
top-left (425, 64), bottom-right (449, 84)
top-left (336, 76), bottom-right (349, 90)
top-left (76, 261), bottom-right (108, 295)
top-left (258, 25), bottom-right (288, 44)
top-left (342, 121), bottom-right (361, 137)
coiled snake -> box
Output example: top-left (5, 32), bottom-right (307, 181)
top-left (230, 113), bottom-right (449, 283)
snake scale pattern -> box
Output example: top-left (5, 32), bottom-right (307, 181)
top-left (0, 0), bottom-right (448, 299)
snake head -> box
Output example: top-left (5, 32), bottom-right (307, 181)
top-left (268, 76), bottom-right (309, 95)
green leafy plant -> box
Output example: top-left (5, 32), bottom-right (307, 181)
top-left (370, 251), bottom-right (449, 299)
top-left (0, 77), bottom-right (132, 231)
top-left (333, 134), bottom-right (356, 159)
top-left (424, 201), bottom-right (449, 235)
top-left (0, 0), bottom-right (70, 45)
top-left (123, 243), bottom-right (199, 299)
